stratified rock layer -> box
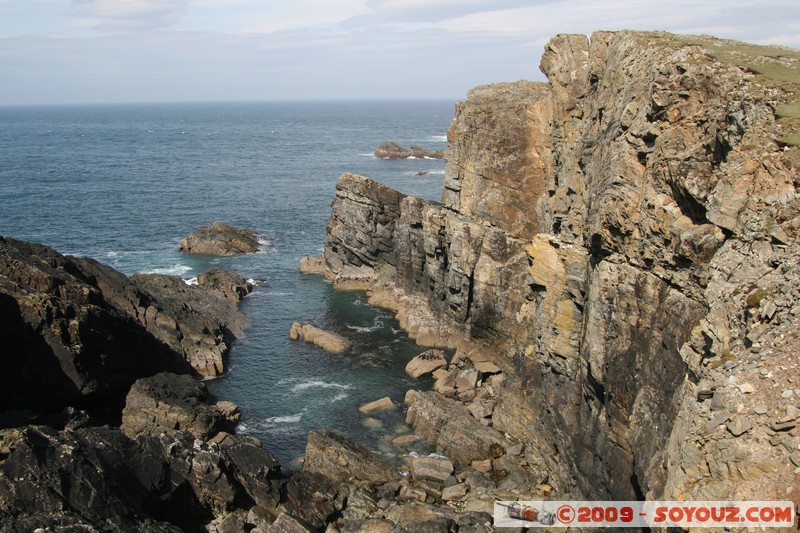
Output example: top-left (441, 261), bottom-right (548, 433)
top-left (323, 31), bottom-right (800, 503)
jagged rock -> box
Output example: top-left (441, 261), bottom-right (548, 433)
top-left (283, 471), bottom-right (347, 530)
top-left (298, 255), bottom-right (326, 274)
top-left (303, 429), bottom-right (396, 484)
top-left (179, 221), bottom-right (261, 255)
top-left (0, 425), bottom-right (281, 532)
top-left (289, 322), bottom-right (352, 353)
top-left (405, 390), bottom-right (511, 463)
top-left (0, 237), bottom-right (249, 420)
top-left (196, 268), bottom-right (254, 302)
top-left (121, 372), bottom-right (239, 441)
top-left (405, 349), bottom-right (448, 378)
top-left (262, 512), bottom-right (312, 533)
top-left (374, 142), bottom-right (444, 160)
top-left (410, 456), bottom-right (454, 483)
top-left (441, 483), bottom-right (468, 501)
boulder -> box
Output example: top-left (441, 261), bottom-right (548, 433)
top-left (121, 372), bottom-right (240, 441)
top-left (179, 221), bottom-right (261, 255)
top-left (410, 456), bottom-right (454, 483)
top-left (289, 322), bottom-right (352, 353)
top-left (303, 429), bottom-right (396, 484)
top-left (405, 349), bottom-right (448, 379)
top-left (358, 396), bottom-right (394, 414)
top-left (374, 142), bottom-right (445, 160)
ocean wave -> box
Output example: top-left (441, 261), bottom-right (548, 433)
top-left (428, 134), bottom-right (448, 142)
top-left (290, 380), bottom-right (353, 393)
top-left (255, 236), bottom-right (276, 255)
top-left (142, 263), bottom-right (192, 276)
top-left (331, 392), bottom-right (349, 403)
top-left (346, 318), bottom-right (384, 334)
top-left (267, 413), bottom-right (303, 424)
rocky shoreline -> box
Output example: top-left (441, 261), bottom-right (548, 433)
top-left (2, 29), bottom-right (800, 532)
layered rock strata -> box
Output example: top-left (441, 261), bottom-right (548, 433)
top-left (322, 31), bottom-right (800, 503)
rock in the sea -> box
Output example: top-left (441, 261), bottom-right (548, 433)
top-left (303, 429), bottom-right (396, 484)
top-left (374, 142), bottom-right (444, 160)
top-left (405, 349), bottom-right (448, 378)
top-left (358, 396), bottom-right (394, 414)
top-left (179, 221), bottom-right (261, 256)
top-left (289, 322), bottom-right (352, 353)
top-left (121, 372), bottom-right (240, 441)
top-left (298, 255), bottom-right (326, 274)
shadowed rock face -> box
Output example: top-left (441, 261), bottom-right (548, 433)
top-left (322, 31), bottom-right (800, 502)
top-left (0, 236), bottom-right (251, 419)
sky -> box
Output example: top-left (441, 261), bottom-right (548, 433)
top-left (0, 0), bottom-right (798, 105)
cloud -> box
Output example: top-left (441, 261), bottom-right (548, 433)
top-left (344, 0), bottom-right (562, 27)
top-left (73, 0), bottom-right (189, 31)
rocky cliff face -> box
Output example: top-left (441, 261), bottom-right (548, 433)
top-left (323, 31), bottom-right (800, 502)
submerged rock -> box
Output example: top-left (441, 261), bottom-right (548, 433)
top-left (180, 221), bottom-right (261, 255)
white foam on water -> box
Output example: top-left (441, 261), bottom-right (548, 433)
top-left (268, 413), bottom-right (303, 424)
top-left (330, 392), bottom-right (349, 403)
top-left (290, 380), bottom-right (353, 393)
top-left (183, 276), bottom-right (198, 285)
top-left (142, 263), bottom-right (192, 276)
top-left (428, 134), bottom-right (448, 142)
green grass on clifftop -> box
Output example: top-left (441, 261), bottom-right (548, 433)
top-left (673, 34), bottom-right (800, 147)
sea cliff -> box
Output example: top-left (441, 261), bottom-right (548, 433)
top-left (322, 30), bottom-right (800, 503)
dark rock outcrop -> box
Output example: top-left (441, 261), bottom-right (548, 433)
top-left (121, 372), bottom-right (240, 441)
top-left (0, 423), bottom-right (282, 532)
top-left (321, 31), bottom-right (800, 504)
top-left (374, 142), bottom-right (444, 160)
top-left (180, 221), bottom-right (261, 255)
top-left (0, 236), bottom-right (250, 420)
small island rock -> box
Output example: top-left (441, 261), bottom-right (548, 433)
top-left (180, 221), bottom-right (261, 255)
top-left (374, 142), bottom-right (444, 160)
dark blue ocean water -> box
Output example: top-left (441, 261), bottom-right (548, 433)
top-left (0, 101), bottom-right (453, 467)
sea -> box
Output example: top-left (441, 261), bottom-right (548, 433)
top-left (0, 100), bottom-right (455, 467)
